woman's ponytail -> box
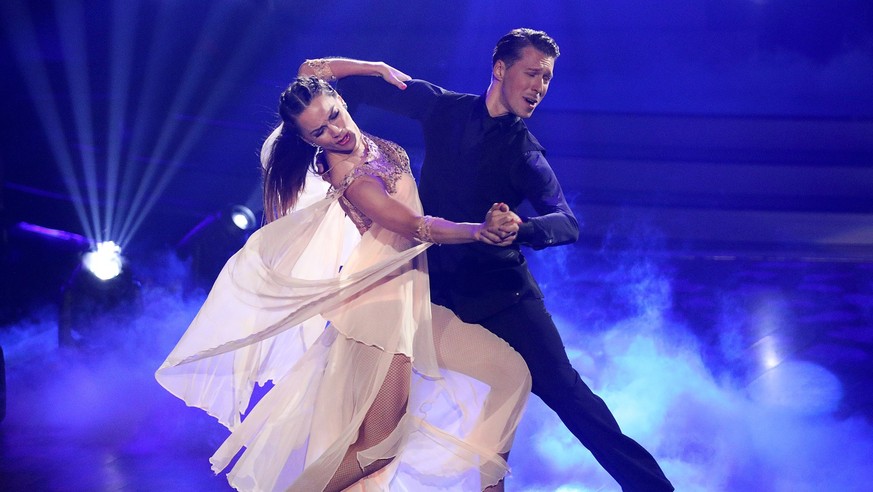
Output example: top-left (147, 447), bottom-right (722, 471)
top-left (261, 123), bottom-right (316, 222)
top-left (261, 76), bottom-right (336, 222)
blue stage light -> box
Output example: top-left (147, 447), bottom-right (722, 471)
top-left (82, 241), bottom-right (123, 281)
top-left (230, 205), bottom-right (256, 231)
top-left (176, 205), bottom-right (260, 291)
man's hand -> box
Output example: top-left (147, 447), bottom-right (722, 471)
top-left (374, 62), bottom-right (411, 89)
top-left (478, 203), bottom-right (522, 246)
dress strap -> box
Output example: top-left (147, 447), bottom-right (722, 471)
top-left (330, 135), bottom-right (381, 196)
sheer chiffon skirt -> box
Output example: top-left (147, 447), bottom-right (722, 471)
top-left (156, 188), bottom-right (531, 491)
top-left (212, 304), bottom-right (529, 492)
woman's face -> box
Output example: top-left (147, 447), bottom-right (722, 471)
top-left (294, 94), bottom-right (359, 154)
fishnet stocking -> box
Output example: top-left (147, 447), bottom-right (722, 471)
top-left (432, 312), bottom-right (529, 492)
top-left (324, 353), bottom-right (411, 492)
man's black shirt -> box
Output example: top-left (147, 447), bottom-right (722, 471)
top-left (339, 76), bottom-right (578, 321)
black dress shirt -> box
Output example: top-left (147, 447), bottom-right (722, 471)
top-left (339, 76), bottom-right (579, 321)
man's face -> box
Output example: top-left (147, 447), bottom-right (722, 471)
top-left (496, 46), bottom-right (555, 118)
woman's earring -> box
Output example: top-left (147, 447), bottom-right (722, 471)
top-left (308, 147), bottom-right (330, 176)
top-left (298, 134), bottom-right (319, 148)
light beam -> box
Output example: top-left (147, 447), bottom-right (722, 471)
top-left (3, 0), bottom-right (96, 243)
top-left (54, 0), bottom-right (103, 243)
top-left (116, 7), bottom-right (273, 247)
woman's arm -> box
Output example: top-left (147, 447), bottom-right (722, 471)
top-left (298, 58), bottom-right (411, 89)
top-left (344, 176), bottom-right (518, 245)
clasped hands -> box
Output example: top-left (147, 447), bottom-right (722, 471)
top-left (478, 203), bottom-right (522, 246)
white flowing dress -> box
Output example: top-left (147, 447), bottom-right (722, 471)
top-left (155, 134), bottom-right (531, 491)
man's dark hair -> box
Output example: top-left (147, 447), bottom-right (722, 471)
top-left (492, 28), bottom-right (560, 68)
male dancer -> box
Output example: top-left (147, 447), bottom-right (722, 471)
top-left (304, 28), bottom-right (673, 491)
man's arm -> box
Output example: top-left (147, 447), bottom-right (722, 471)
top-left (338, 75), bottom-right (446, 123)
top-left (298, 58), bottom-right (410, 89)
top-left (296, 57), bottom-right (442, 121)
top-left (511, 152), bottom-right (580, 250)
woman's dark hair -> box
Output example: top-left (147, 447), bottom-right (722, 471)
top-left (492, 28), bottom-right (560, 69)
top-left (262, 76), bottom-right (337, 222)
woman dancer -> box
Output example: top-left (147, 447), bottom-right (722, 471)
top-left (156, 69), bottom-right (531, 491)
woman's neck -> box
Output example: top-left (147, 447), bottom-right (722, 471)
top-left (323, 136), bottom-right (367, 187)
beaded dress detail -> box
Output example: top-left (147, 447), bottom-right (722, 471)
top-left (334, 134), bottom-right (412, 235)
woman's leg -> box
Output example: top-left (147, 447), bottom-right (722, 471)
top-left (431, 305), bottom-right (532, 492)
top-left (483, 452), bottom-right (509, 492)
top-left (324, 353), bottom-right (411, 492)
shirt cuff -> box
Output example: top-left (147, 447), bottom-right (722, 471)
top-left (516, 221), bottom-right (536, 244)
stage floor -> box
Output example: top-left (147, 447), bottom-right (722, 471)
top-left (2, 251), bottom-right (872, 491)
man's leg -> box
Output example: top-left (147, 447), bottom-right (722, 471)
top-left (477, 297), bottom-right (674, 492)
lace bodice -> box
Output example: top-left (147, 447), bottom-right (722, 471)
top-left (333, 134), bottom-right (413, 234)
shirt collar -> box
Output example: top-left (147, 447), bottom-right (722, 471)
top-left (476, 95), bottom-right (520, 132)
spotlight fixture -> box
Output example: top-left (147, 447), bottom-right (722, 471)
top-left (229, 205), bottom-right (256, 232)
top-left (176, 204), bottom-right (260, 291)
top-left (59, 243), bottom-right (142, 349)
top-left (82, 241), bottom-right (123, 281)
